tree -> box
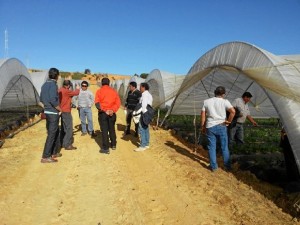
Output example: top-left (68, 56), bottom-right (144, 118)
top-left (84, 69), bottom-right (91, 74)
top-left (140, 73), bottom-right (149, 79)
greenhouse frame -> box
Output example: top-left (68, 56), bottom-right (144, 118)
top-left (167, 41), bottom-right (300, 173)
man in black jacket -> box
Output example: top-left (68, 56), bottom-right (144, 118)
top-left (124, 81), bottom-right (141, 137)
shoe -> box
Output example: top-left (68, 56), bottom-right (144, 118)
top-left (134, 147), bottom-right (146, 152)
top-left (123, 132), bottom-right (130, 137)
top-left (91, 132), bottom-right (97, 137)
top-left (65, 145), bottom-right (77, 150)
top-left (90, 131), bottom-right (97, 137)
top-left (145, 146), bottom-right (150, 149)
top-left (224, 167), bottom-right (232, 172)
top-left (52, 153), bottom-right (62, 158)
top-left (41, 157), bottom-right (58, 163)
top-left (111, 146), bottom-right (116, 150)
top-left (81, 133), bottom-right (87, 136)
top-left (99, 149), bottom-right (110, 154)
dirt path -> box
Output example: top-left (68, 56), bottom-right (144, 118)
top-left (0, 85), bottom-right (299, 225)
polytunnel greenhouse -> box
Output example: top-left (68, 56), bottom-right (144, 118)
top-left (0, 58), bottom-right (42, 138)
top-left (118, 79), bottom-right (129, 104)
top-left (146, 69), bottom-right (185, 109)
top-left (113, 79), bottom-right (123, 92)
top-left (166, 41), bottom-right (300, 174)
top-left (0, 58), bottom-right (40, 110)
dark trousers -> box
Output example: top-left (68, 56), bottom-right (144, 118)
top-left (60, 112), bottom-right (73, 148)
top-left (125, 109), bottom-right (138, 134)
top-left (98, 112), bottom-right (117, 150)
top-left (42, 114), bottom-right (60, 158)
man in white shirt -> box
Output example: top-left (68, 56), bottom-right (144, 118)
top-left (228, 92), bottom-right (257, 146)
top-left (134, 83), bottom-right (153, 152)
top-left (201, 86), bottom-right (235, 171)
top-left (77, 81), bottom-right (96, 137)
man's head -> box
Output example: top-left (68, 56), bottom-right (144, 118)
top-left (129, 81), bottom-right (137, 91)
top-left (242, 92), bottom-right (253, 103)
top-left (214, 86), bottom-right (226, 97)
top-left (48, 68), bottom-right (59, 80)
top-left (63, 80), bottom-right (72, 89)
top-left (140, 82), bottom-right (149, 93)
top-left (101, 78), bottom-right (110, 86)
top-left (81, 81), bottom-right (89, 89)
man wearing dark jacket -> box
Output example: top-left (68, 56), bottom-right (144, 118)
top-left (40, 68), bottom-right (62, 163)
top-left (124, 81), bottom-right (141, 137)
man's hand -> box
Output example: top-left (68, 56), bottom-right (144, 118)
top-left (201, 126), bottom-right (206, 134)
top-left (106, 110), bottom-right (114, 116)
top-left (225, 120), bottom-right (231, 126)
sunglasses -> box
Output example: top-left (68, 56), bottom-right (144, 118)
top-left (81, 85), bottom-right (87, 87)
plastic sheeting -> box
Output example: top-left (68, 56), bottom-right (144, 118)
top-left (30, 71), bottom-right (48, 95)
top-left (118, 79), bottom-right (130, 104)
top-left (146, 69), bottom-right (185, 109)
top-left (167, 41), bottom-right (300, 172)
top-left (113, 79), bottom-right (123, 92)
top-left (0, 58), bottom-right (39, 109)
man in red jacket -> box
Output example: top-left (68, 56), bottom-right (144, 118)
top-left (95, 78), bottom-right (121, 154)
top-left (59, 80), bottom-right (80, 150)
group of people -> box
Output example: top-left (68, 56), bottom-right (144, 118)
top-left (40, 68), bottom-right (253, 169)
top-left (201, 86), bottom-right (257, 172)
top-left (40, 68), bottom-right (153, 163)
top-left (40, 68), bottom-right (97, 163)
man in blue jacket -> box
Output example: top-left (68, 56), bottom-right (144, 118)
top-left (40, 68), bottom-right (62, 163)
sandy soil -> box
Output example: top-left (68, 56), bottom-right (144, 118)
top-left (0, 85), bottom-right (300, 225)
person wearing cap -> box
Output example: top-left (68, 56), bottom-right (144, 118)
top-left (124, 81), bottom-right (141, 137)
top-left (201, 86), bottom-right (235, 171)
top-left (77, 81), bottom-right (96, 137)
top-left (40, 68), bottom-right (62, 163)
top-left (95, 78), bottom-right (121, 154)
top-left (228, 92), bottom-right (257, 146)
top-left (59, 80), bottom-right (80, 150)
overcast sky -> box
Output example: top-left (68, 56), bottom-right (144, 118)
top-left (1, 0), bottom-right (300, 75)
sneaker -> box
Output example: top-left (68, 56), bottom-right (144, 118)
top-left (134, 147), bottom-right (146, 152)
top-left (65, 145), bottom-right (77, 150)
top-left (81, 133), bottom-right (87, 136)
top-left (52, 153), bottom-right (62, 158)
top-left (99, 149), bottom-right (110, 154)
top-left (145, 145), bottom-right (150, 149)
top-left (41, 157), bottom-right (58, 163)
top-left (90, 131), bottom-right (97, 137)
top-left (111, 146), bottom-right (116, 150)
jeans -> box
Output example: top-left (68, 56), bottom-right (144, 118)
top-left (206, 124), bottom-right (231, 170)
top-left (79, 107), bottom-right (94, 134)
top-left (42, 114), bottom-right (60, 158)
top-left (98, 112), bottom-right (117, 150)
top-left (60, 112), bottom-right (73, 148)
top-left (139, 122), bottom-right (149, 147)
top-left (228, 123), bottom-right (244, 145)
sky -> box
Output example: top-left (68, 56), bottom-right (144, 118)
top-left (0, 0), bottom-right (300, 76)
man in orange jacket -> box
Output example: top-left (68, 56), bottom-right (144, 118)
top-left (95, 78), bottom-right (121, 154)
